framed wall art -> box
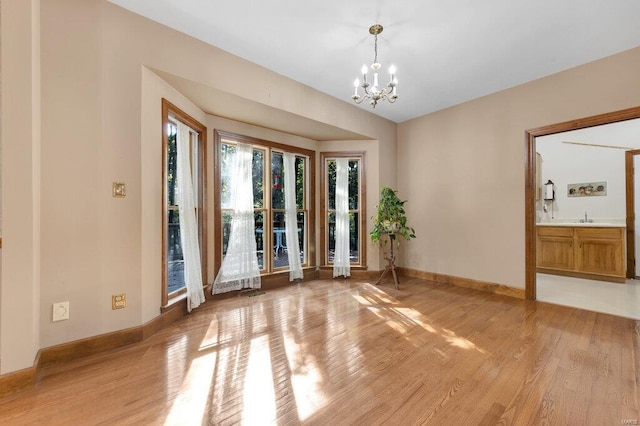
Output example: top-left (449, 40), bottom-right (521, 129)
top-left (567, 182), bottom-right (606, 197)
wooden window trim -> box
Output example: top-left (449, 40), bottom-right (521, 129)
top-left (214, 130), bottom-right (316, 276)
top-left (161, 98), bottom-right (207, 307)
top-left (320, 151), bottom-right (367, 268)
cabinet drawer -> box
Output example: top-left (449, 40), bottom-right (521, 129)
top-left (536, 226), bottom-right (574, 238)
top-left (575, 227), bottom-right (623, 240)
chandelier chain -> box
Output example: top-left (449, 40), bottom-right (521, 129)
top-left (374, 33), bottom-right (378, 64)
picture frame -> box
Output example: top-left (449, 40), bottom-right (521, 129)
top-left (567, 181), bottom-right (606, 197)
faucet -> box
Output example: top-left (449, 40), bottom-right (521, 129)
top-left (580, 212), bottom-right (593, 223)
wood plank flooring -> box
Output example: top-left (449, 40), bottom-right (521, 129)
top-left (0, 277), bottom-right (638, 425)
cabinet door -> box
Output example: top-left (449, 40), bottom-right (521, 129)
top-left (575, 228), bottom-right (624, 277)
top-left (537, 227), bottom-right (574, 270)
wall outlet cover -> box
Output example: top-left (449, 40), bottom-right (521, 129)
top-left (112, 294), bottom-right (126, 310)
top-left (52, 302), bottom-right (69, 321)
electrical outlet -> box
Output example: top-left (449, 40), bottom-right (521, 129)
top-left (52, 302), bottom-right (69, 321)
top-left (112, 294), bottom-right (126, 310)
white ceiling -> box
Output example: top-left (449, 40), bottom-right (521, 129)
top-left (108, 0), bottom-right (640, 124)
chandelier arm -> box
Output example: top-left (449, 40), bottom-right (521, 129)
top-left (351, 95), bottom-right (367, 105)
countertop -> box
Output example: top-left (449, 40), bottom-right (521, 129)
top-left (536, 222), bottom-right (625, 228)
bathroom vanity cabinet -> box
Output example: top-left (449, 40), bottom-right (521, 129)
top-left (536, 225), bottom-right (625, 283)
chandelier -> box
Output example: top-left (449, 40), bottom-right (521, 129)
top-left (352, 24), bottom-right (398, 108)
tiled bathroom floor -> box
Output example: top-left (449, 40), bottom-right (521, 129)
top-left (536, 273), bottom-right (640, 319)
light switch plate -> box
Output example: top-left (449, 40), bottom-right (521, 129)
top-left (112, 182), bottom-right (126, 198)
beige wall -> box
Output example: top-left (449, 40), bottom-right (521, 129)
top-left (0, 0), bottom-right (395, 374)
top-left (39, 0), bottom-right (113, 350)
top-left (397, 46), bottom-right (640, 289)
top-left (0, 0), bottom-right (41, 373)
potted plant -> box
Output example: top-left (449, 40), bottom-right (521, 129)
top-left (371, 186), bottom-right (416, 245)
top-left (371, 186), bottom-right (416, 289)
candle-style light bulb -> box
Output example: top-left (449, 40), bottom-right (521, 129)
top-left (389, 64), bottom-right (396, 75)
top-left (353, 79), bottom-right (359, 97)
top-left (361, 64), bottom-right (368, 75)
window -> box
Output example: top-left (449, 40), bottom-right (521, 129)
top-left (215, 131), bottom-right (315, 275)
top-left (162, 99), bottom-right (207, 306)
top-left (320, 152), bottom-right (366, 267)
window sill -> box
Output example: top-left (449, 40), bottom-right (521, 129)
top-left (161, 292), bottom-right (187, 313)
top-left (319, 265), bottom-right (368, 270)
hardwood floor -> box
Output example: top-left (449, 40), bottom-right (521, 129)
top-left (0, 277), bottom-right (638, 425)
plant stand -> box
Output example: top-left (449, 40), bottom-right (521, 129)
top-left (375, 234), bottom-right (399, 289)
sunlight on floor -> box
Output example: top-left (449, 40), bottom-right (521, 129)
top-left (441, 328), bottom-right (487, 353)
top-left (394, 307), bottom-right (437, 333)
top-left (352, 285), bottom-right (488, 355)
top-left (356, 284), bottom-right (399, 304)
top-left (165, 342), bottom-right (216, 425)
top-left (283, 331), bottom-right (328, 422)
top-left (242, 335), bottom-right (277, 424)
top-left (165, 335), bottom-right (188, 394)
top-left (199, 317), bottom-right (223, 349)
top-left (189, 299), bottom-right (331, 423)
top-left (161, 282), bottom-right (490, 424)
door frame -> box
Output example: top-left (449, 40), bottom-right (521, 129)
top-left (625, 149), bottom-right (640, 278)
top-left (524, 106), bottom-right (640, 300)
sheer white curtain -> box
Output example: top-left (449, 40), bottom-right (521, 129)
top-left (213, 142), bottom-right (261, 294)
top-left (333, 158), bottom-right (350, 278)
top-left (283, 152), bottom-right (303, 281)
top-left (176, 122), bottom-right (205, 312)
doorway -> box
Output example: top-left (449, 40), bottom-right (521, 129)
top-left (525, 106), bottom-right (640, 301)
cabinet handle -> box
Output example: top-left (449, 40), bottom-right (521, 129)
top-left (569, 241), bottom-right (573, 248)
top-left (579, 242), bottom-right (582, 248)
